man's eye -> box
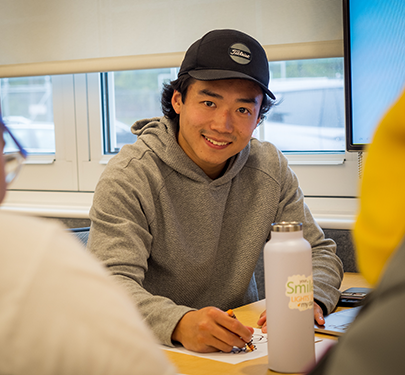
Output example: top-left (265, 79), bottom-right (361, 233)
top-left (204, 101), bottom-right (215, 107)
top-left (238, 107), bottom-right (250, 114)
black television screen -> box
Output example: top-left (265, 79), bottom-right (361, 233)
top-left (343, 0), bottom-right (405, 152)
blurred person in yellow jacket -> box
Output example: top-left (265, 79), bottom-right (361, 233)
top-left (308, 88), bottom-right (405, 374)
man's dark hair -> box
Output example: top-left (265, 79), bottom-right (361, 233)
top-left (161, 75), bottom-right (276, 126)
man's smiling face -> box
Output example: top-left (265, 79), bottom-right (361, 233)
top-left (172, 79), bottom-right (263, 179)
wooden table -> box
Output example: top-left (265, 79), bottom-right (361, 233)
top-left (164, 273), bottom-right (371, 375)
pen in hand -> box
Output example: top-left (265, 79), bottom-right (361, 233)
top-left (227, 309), bottom-right (256, 352)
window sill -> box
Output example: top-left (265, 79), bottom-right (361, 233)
top-left (2, 191), bottom-right (357, 229)
top-left (285, 153), bottom-right (345, 165)
top-left (24, 154), bottom-right (55, 165)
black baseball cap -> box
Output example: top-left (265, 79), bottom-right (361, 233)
top-left (178, 29), bottom-right (275, 100)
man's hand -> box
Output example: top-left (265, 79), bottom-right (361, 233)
top-left (257, 301), bottom-right (325, 333)
top-left (313, 302), bottom-right (325, 325)
top-left (172, 307), bottom-right (254, 353)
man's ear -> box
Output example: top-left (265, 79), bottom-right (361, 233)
top-left (171, 90), bottom-right (182, 115)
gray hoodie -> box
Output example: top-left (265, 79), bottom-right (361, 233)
top-left (88, 116), bottom-right (343, 346)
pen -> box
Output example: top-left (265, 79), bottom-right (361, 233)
top-left (227, 309), bottom-right (256, 352)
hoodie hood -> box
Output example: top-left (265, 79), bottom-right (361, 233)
top-left (131, 116), bottom-right (251, 186)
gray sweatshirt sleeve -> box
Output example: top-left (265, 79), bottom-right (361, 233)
top-left (87, 159), bottom-right (193, 347)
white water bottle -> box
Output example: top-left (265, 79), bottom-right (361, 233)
top-left (264, 221), bottom-right (315, 373)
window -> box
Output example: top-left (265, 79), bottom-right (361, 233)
top-left (101, 68), bottom-right (178, 153)
top-left (257, 58), bottom-right (345, 152)
top-left (1, 75), bottom-right (81, 191)
top-left (96, 58), bottom-right (356, 199)
top-left (101, 58), bottom-right (344, 154)
top-left (2, 62), bottom-right (358, 217)
top-left (0, 76), bottom-right (55, 154)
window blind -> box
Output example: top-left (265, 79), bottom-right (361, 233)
top-left (0, 0), bottom-right (343, 77)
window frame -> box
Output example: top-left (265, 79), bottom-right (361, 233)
top-left (2, 68), bottom-right (360, 229)
top-left (5, 75), bottom-right (79, 191)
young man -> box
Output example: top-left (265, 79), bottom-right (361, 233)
top-left (88, 29), bottom-right (344, 353)
top-left (0, 115), bottom-right (176, 374)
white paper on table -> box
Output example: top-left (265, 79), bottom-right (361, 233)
top-left (163, 328), bottom-right (325, 365)
top-left (163, 328), bottom-right (267, 364)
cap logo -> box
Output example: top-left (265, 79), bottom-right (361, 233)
top-left (228, 43), bottom-right (251, 65)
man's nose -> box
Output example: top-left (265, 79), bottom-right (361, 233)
top-left (211, 110), bottom-right (233, 133)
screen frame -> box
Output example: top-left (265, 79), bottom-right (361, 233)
top-left (343, 0), bottom-right (364, 152)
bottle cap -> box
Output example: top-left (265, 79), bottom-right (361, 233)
top-left (271, 221), bottom-right (302, 232)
